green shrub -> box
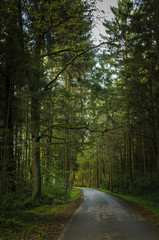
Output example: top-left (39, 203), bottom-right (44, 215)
top-left (41, 180), bottom-right (67, 204)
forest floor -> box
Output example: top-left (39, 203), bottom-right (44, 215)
top-left (20, 195), bottom-right (83, 240)
top-left (0, 188), bottom-right (83, 240)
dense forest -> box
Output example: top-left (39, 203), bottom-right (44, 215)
top-left (0, 0), bottom-right (159, 211)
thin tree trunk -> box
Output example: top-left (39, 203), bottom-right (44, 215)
top-left (2, 46), bottom-right (15, 194)
top-left (89, 157), bottom-right (92, 188)
top-left (108, 150), bottom-right (112, 191)
top-left (31, 44), bottom-right (41, 200)
top-left (31, 94), bottom-right (41, 199)
top-left (101, 144), bottom-right (106, 188)
top-left (120, 151), bottom-right (124, 193)
top-left (96, 148), bottom-right (99, 188)
top-left (25, 94), bottom-right (29, 180)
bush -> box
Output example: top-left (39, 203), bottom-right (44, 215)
top-left (41, 180), bottom-right (68, 205)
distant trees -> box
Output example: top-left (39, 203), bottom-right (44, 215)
top-left (1, 0), bottom-right (159, 203)
top-left (75, 0), bottom-right (159, 194)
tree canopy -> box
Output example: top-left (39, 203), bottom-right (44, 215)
top-left (0, 0), bottom-right (159, 208)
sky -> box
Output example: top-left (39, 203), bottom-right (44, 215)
top-left (92, 0), bottom-right (118, 43)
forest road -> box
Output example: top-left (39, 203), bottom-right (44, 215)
top-left (58, 188), bottom-right (159, 240)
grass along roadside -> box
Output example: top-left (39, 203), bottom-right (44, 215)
top-left (0, 188), bottom-right (82, 240)
top-left (26, 188), bottom-right (82, 216)
top-left (98, 188), bottom-right (159, 229)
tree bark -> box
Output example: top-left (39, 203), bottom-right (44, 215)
top-left (96, 148), bottom-right (99, 188)
top-left (31, 95), bottom-right (41, 199)
top-left (31, 43), bottom-right (41, 200)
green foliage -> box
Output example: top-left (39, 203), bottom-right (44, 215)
top-left (68, 188), bottom-right (81, 202)
top-left (74, 0), bottom-right (159, 196)
top-left (0, 0), bottom-right (96, 203)
top-left (0, 188), bottom-right (81, 239)
top-left (41, 181), bottom-right (68, 205)
top-left (1, 0), bottom-right (159, 236)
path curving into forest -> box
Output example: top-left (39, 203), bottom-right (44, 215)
top-left (58, 188), bottom-right (159, 240)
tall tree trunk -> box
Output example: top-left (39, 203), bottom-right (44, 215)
top-left (108, 149), bottom-right (112, 191)
top-left (2, 15), bottom-right (16, 194)
top-left (128, 134), bottom-right (132, 192)
top-left (3, 71), bottom-right (15, 194)
top-left (101, 144), bottom-right (106, 188)
top-left (46, 129), bottom-right (52, 185)
top-left (64, 73), bottom-right (71, 192)
top-left (120, 151), bottom-right (124, 193)
top-left (96, 148), bottom-right (99, 188)
top-left (127, 111), bottom-right (133, 193)
top-left (31, 95), bottom-right (41, 199)
top-left (89, 156), bottom-right (92, 188)
top-left (153, 0), bottom-right (159, 172)
top-left (65, 136), bottom-right (70, 192)
top-left (31, 44), bottom-right (41, 200)
top-left (25, 93), bottom-right (29, 180)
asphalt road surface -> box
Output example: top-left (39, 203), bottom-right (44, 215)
top-left (58, 188), bottom-right (159, 240)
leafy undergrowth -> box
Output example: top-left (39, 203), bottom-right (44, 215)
top-left (0, 188), bottom-right (82, 240)
top-left (99, 188), bottom-right (159, 229)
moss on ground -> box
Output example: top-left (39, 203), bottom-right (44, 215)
top-left (0, 188), bottom-right (82, 240)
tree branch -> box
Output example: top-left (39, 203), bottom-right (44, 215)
top-left (43, 50), bottom-right (88, 92)
top-left (42, 123), bottom-right (125, 135)
top-left (40, 48), bottom-right (81, 58)
top-left (39, 133), bottom-right (67, 141)
top-left (43, 42), bottom-right (106, 92)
